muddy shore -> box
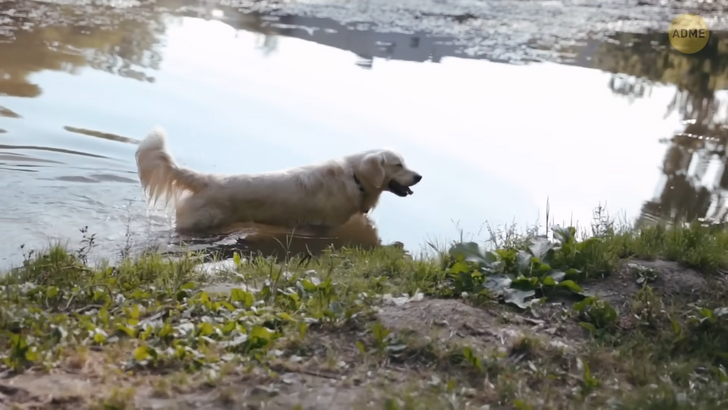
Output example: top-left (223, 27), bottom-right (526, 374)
top-left (4, 0), bottom-right (728, 65)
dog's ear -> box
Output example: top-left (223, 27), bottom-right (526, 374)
top-left (360, 153), bottom-right (385, 189)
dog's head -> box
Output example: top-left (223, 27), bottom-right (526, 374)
top-left (357, 149), bottom-right (422, 197)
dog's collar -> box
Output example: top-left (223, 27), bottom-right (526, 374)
top-left (353, 173), bottom-right (366, 194)
top-left (353, 173), bottom-right (370, 213)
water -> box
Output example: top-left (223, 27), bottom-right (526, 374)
top-left (1, 0), bottom-right (727, 268)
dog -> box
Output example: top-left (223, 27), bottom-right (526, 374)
top-left (135, 127), bottom-right (422, 234)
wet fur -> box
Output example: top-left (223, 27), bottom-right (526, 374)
top-left (135, 127), bottom-right (422, 234)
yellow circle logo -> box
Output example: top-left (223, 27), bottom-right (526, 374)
top-left (669, 14), bottom-right (710, 54)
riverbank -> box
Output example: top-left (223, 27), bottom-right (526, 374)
top-left (2, 220), bottom-right (728, 409)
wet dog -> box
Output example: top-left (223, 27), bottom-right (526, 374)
top-left (135, 127), bottom-right (422, 234)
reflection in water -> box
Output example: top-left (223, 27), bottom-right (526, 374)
top-left (0, 144), bottom-right (112, 159)
top-left (64, 126), bottom-right (141, 145)
top-left (164, 214), bottom-right (381, 262)
top-left (0, 1), bottom-right (166, 98)
top-left (0, 106), bottom-right (21, 118)
top-left (573, 32), bottom-right (728, 227)
top-left (203, 8), bottom-right (479, 67)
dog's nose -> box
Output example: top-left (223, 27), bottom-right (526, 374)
top-left (413, 174), bottom-right (422, 184)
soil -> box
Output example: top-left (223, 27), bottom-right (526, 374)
top-left (378, 298), bottom-right (580, 355)
top-left (582, 259), bottom-right (712, 310)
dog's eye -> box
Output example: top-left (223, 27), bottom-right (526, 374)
top-left (396, 164), bottom-right (403, 168)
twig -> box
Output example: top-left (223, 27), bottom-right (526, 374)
top-left (268, 364), bottom-right (340, 380)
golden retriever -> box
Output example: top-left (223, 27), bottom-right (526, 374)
top-left (135, 127), bottom-right (422, 234)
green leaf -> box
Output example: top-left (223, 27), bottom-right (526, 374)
top-left (536, 262), bottom-right (552, 272)
top-left (277, 312), bottom-right (295, 322)
top-left (115, 324), bottom-right (136, 338)
top-left (180, 281), bottom-right (196, 291)
top-left (528, 236), bottom-right (554, 262)
top-left (456, 271), bottom-right (475, 291)
top-left (99, 307), bottom-right (110, 324)
top-left (131, 289), bottom-right (146, 299)
top-left (512, 276), bottom-right (539, 290)
top-left (503, 288), bottom-right (538, 309)
top-left (565, 268), bottom-right (581, 277)
top-left (356, 341), bottom-right (366, 354)
top-left (560, 280), bottom-right (583, 293)
top-left (233, 252), bottom-right (242, 267)
top-left (669, 315), bottom-right (681, 336)
top-left (579, 322), bottom-right (597, 335)
top-left (319, 277), bottom-right (333, 290)
top-left (301, 280), bottom-right (318, 293)
top-left (11, 334), bottom-right (27, 352)
top-left (130, 304), bottom-right (141, 320)
top-left (133, 346), bottom-right (150, 362)
top-left (219, 301), bottom-right (236, 312)
top-left (230, 288), bottom-right (255, 308)
top-left (24, 347), bottom-right (38, 362)
top-left (482, 251), bottom-right (499, 264)
top-left (542, 276), bottom-right (556, 286)
top-left (249, 325), bottom-right (273, 341)
top-left (47, 286), bottom-right (59, 298)
top-left (448, 242), bottom-right (482, 262)
top-left (573, 297), bottom-right (596, 311)
top-left (93, 331), bottom-right (107, 344)
top-left (513, 400), bottom-right (532, 410)
top-left (198, 322), bottom-right (216, 337)
top-left (577, 237), bottom-right (601, 251)
top-left (516, 251), bottom-right (532, 273)
top-left (222, 321), bottom-right (237, 334)
top-left (546, 270), bottom-right (566, 283)
top-left (483, 274), bottom-right (513, 294)
top-left (449, 261), bottom-right (472, 275)
top-left (159, 323), bottom-right (174, 338)
top-left (552, 225), bottom-right (576, 244)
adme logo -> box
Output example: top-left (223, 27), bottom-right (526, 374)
top-left (668, 14), bottom-right (710, 54)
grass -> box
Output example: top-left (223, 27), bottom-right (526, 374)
top-left (2, 215), bottom-right (728, 409)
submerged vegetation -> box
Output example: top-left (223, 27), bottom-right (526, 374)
top-left (2, 214), bottom-right (728, 408)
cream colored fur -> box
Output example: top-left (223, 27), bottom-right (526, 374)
top-left (135, 127), bottom-right (422, 234)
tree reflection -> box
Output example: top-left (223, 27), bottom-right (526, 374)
top-left (586, 32), bottom-right (728, 226)
top-left (0, 2), bottom-right (167, 98)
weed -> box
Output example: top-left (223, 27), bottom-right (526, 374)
top-left (3, 213), bottom-right (728, 408)
top-left (573, 296), bottom-right (619, 337)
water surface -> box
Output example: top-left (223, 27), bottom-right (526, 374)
top-left (1, 1), bottom-right (727, 268)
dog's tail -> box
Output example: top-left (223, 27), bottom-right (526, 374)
top-left (135, 127), bottom-right (210, 207)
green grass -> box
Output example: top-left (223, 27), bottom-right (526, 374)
top-left (2, 218), bottom-right (728, 409)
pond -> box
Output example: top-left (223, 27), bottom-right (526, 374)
top-left (1, 0), bottom-right (727, 268)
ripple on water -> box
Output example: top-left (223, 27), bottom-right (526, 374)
top-left (0, 106), bottom-right (21, 118)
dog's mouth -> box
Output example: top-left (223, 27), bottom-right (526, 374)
top-left (388, 180), bottom-right (414, 197)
